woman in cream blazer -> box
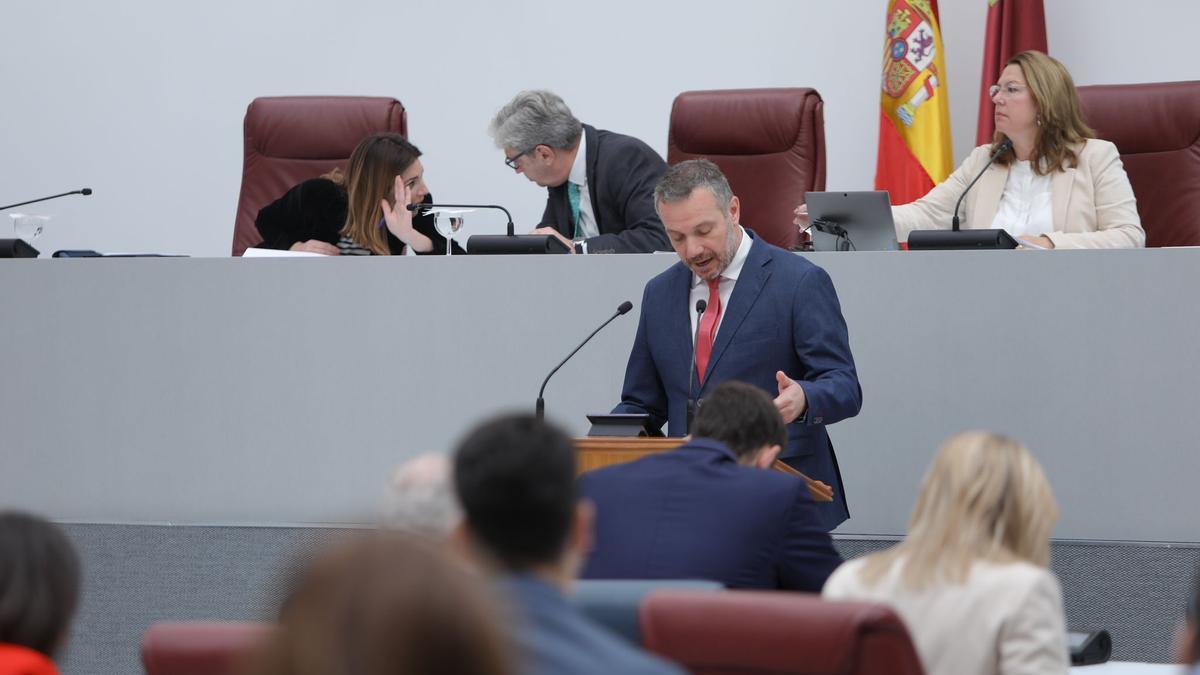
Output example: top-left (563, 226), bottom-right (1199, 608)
top-left (798, 51), bottom-right (1145, 249)
top-left (893, 137), bottom-right (1144, 249)
top-left (822, 432), bottom-right (1069, 675)
top-left (896, 50), bottom-right (1144, 249)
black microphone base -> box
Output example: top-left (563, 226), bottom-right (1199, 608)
top-left (467, 235), bottom-right (570, 255)
top-left (0, 239), bottom-right (39, 258)
top-left (907, 229), bottom-right (1019, 250)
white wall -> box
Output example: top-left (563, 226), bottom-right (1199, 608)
top-left (2, 0), bottom-right (1196, 257)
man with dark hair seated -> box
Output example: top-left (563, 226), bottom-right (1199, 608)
top-left (580, 381), bottom-right (843, 591)
top-left (453, 414), bottom-right (681, 675)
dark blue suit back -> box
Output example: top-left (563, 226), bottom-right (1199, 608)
top-left (579, 439), bottom-right (842, 592)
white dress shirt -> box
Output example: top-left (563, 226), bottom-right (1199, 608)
top-left (567, 133), bottom-right (598, 240)
top-left (991, 160), bottom-right (1054, 237)
top-left (689, 226), bottom-right (752, 339)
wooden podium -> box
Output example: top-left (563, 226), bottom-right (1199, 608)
top-left (575, 437), bottom-right (833, 502)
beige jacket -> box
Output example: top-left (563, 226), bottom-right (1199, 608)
top-left (823, 556), bottom-right (1069, 675)
top-left (893, 139), bottom-right (1145, 249)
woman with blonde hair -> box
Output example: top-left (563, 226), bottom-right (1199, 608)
top-left (796, 50), bottom-right (1144, 249)
top-left (823, 432), bottom-right (1069, 675)
top-left (255, 132), bottom-right (464, 255)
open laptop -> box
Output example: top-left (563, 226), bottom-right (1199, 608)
top-left (804, 191), bottom-right (899, 251)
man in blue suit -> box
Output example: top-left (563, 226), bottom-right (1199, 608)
top-left (583, 381), bottom-right (843, 590)
top-left (613, 160), bottom-right (862, 531)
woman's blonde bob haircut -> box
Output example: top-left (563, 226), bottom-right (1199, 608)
top-left (859, 431), bottom-right (1058, 589)
top-left (340, 133), bottom-right (422, 255)
top-left (991, 50), bottom-right (1095, 175)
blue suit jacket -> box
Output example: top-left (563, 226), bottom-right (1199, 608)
top-left (613, 233), bottom-right (862, 529)
top-left (499, 574), bottom-right (682, 675)
top-left (579, 438), bottom-right (843, 591)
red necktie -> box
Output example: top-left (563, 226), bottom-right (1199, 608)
top-left (695, 278), bottom-right (722, 383)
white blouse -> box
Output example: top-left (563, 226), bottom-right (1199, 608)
top-left (991, 160), bottom-right (1054, 237)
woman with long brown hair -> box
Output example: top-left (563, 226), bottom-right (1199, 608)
top-left (255, 132), bottom-right (464, 255)
top-left (823, 432), bottom-right (1069, 675)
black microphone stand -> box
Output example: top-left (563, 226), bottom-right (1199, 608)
top-left (536, 301), bottom-right (634, 420)
top-left (1, 188), bottom-right (93, 212)
top-left (686, 299), bottom-right (706, 429)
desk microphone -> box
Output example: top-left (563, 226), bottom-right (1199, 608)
top-left (1, 188), bottom-right (93, 211)
top-left (408, 202), bottom-right (515, 235)
top-left (951, 139), bottom-right (1012, 231)
top-left (686, 299), bottom-right (706, 429)
top-left (536, 301), bottom-right (634, 420)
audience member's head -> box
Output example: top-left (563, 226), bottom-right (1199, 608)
top-left (863, 431), bottom-right (1058, 588)
top-left (341, 132), bottom-right (428, 254)
top-left (453, 414), bottom-right (590, 582)
top-left (0, 511), bottom-right (81, 659)
top-left (382, 453), bottom-right (461, 537)
top-left (251, 532), bottom-right (512, 675)
top-left (690, 381), bottom-right (786, 468)
top-left (489, 90), bottom-right (583, 188)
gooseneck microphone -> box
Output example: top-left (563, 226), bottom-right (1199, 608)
top-left (1, 188), bottom-right (93, 211)
top-left (951, 139), bottom-right (1013, 231)
top-left (536, 301), bottom-right (634, 420)
top-left (686, 299), bottom-right (707, 428)
top-left (407, 202), bottom-right (515, 235)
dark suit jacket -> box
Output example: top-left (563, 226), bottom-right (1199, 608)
top-left (613, 232), bottom-right (862, 530)
top-left (540, 124), bottom-right (671, 254)
top-left (499, 574), bottom-right (682, 675)
top-left (579, 438), bottom-right (843, 591)
top-left (254, 178), bottom-right (464, 254)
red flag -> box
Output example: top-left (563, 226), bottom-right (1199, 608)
top-left (975, 0), bottom-right (1047, 145)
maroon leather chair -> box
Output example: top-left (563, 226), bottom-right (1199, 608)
top-left (640, 590), bottom-right (924, 675)
top-left (1077, 81), bottom-right (1200, 247)
top-left (141, 622), bottom-right (274, 675)
top-left (667, 88), bottom-right (826, 251)
top-left (231, 96), bottom-right (407, 256)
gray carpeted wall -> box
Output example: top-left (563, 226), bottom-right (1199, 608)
top-left (58, 524), bottom-right (1199, 675)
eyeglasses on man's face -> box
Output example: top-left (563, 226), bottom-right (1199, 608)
top-left (505, 148), bottom-right (533, 170)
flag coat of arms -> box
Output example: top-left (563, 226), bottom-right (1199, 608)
top-left (875, 0), bottom-right (953, 205)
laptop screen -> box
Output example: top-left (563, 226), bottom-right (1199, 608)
top-left (804, 191), bottom-right (900, 251)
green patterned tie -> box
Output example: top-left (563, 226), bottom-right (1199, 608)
top-left (567, 182), bottom-right (582, 239)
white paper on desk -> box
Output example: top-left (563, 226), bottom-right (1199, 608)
top-left (1017, 239), bottom-right (1050, 250)
top-left (421, 208), bottom-right (476, 216)
top-left (242, 247), bottom-right (327, 257)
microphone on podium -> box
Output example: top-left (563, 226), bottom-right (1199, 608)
top-left (536, 301), bottom-right (634, 420)
top-left (686, 298), bottom-right (707, 429)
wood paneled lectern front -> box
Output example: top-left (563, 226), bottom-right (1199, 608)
top-left (575, 437), bottom-right (833, 502)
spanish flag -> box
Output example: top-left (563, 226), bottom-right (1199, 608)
top-left (875, 0), bottom-right (953, 205)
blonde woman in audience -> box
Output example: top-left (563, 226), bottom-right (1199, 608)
top-left (823, 431), bottom-right (1069, 675)
top-left (248, 532), bottom-right (512, 675)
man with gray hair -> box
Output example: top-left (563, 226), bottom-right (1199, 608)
top-left (489, 90), bottom-right (670, 254)
top-left (612, 159), bottom-right (863, 531)
top-left (381, 453), bottom-right (461, 537)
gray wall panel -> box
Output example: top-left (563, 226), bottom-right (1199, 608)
top-left (2, 250), bottom-right (1197, 542)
